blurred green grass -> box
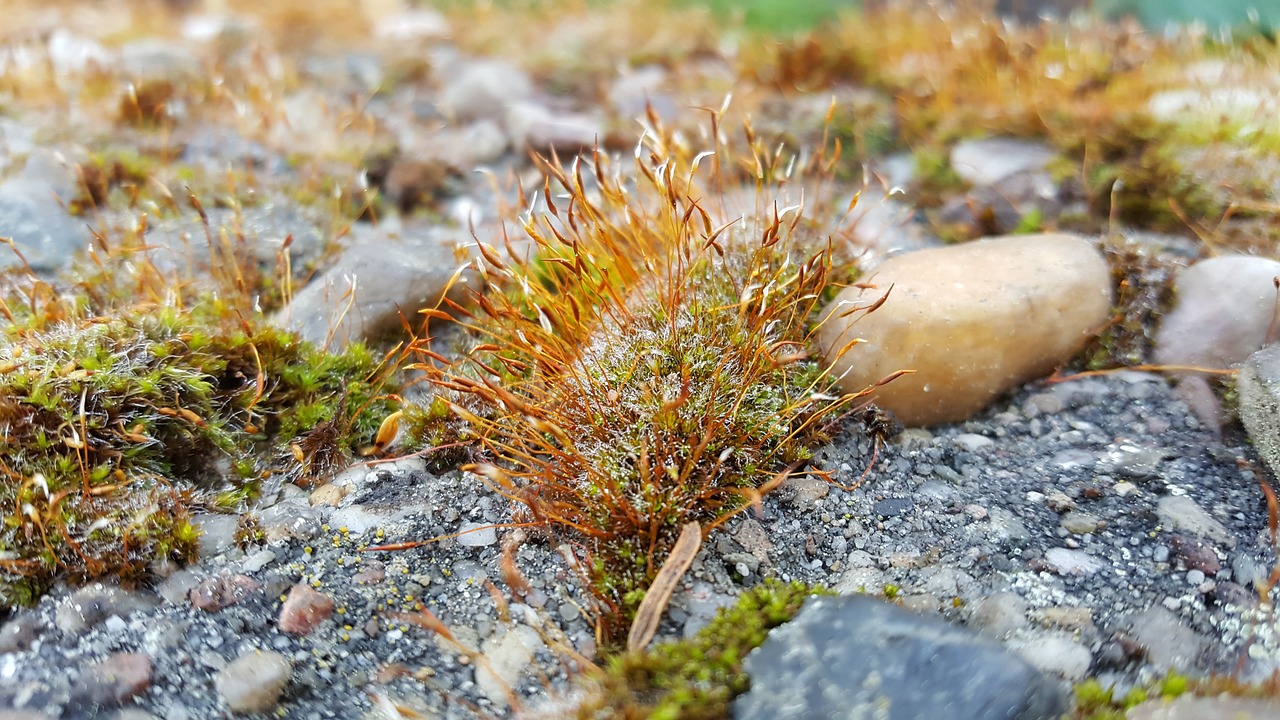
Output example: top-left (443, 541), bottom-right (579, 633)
top-left (674, 0), bottom-right (858, 33)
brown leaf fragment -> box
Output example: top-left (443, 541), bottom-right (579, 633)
top-left (628, 521), bottom-right (701, 652)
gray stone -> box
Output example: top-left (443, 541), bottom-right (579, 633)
top-left (1153, 256), bottom-right (1280, 370)
top-left (456, 522), bottom-right (498, 547)
top-left (271, 225), bottom-right (471, 349)
top-left (1060, 511), bottom-right (1101, 535)
top-left (440, 60), bottom-right (533, 123)
top-left (55, 584), bottom-right (157, 634)
top-left (1120, 606), bottom-right (1210, 672)
top-left (191, 513), bottom-right (240, 557)
top-left (1005, 633), bottom-right (1092, 680)
top-left (0, 613), bottom-right (43, 653)
top-left (0, 176), bottom-right (86, 272)
top-left (842, 195), bottom-right (939, 257)
top-left (950, 138), bottom-right (1057, 186)
top-left (736, 595), bottom-right (1067, 720)
top-left (874, 497), bottom-right (914, 518)
top-left (1156, 495), bottom-right (1234, 547)
top-left (474, 624), bottom-right (544, 709)
top-left (1239, 344), bottom-right (1280, 477)
top-left (967, 593), bottom-right (1029, 639)
top-left (988, 507), bottom-right (1031, 542)
top-left (1043, 548), bottom-right (1106, 576)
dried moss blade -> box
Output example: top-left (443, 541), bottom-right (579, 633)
top-left (627, 521), bottom-right (701, 652)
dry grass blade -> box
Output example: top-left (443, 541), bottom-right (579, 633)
top-left (628, 521), bottom-right (701, 652)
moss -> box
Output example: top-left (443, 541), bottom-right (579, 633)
top-left (1068, 670), bottom-right (1270, 719)
top-left (416, 120), bottom-right (874, 638)
top-left (1077, 236), bottom-right (1180, 370)
top-left (0, 302), bottom-right (399, 606)
top-left (573, 579), bottom-right (832, 719)
top-left (911, 145), bottom-right (967, 209)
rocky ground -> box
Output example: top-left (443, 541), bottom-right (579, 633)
top-left (2, 1), bottom-right (1280, 719)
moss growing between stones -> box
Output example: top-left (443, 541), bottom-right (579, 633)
top-left (414, 120), bottom-right (879, 638)
top-left (1067, 670), bottom-right (1280, 719)
top-left (1078, 236), bottom-right (1180, 370)
top-left (572, 579), bottom-right (832, 719)
top-left (0, 301), bottom-right (399, 606)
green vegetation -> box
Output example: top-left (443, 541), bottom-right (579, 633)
top-left (413, 120), bottom-right (876, 637)
top-left (0, 299), bottom-right (399, 604)
top-left (573, 579), bottom-right (831, 719)
top-left (1068, 669), bottom-right (1280, 719)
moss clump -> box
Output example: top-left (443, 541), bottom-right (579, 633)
top-left (1068, 670), bottom-right (1264, 719)
top-left (1077, 236), bottom-right (1180, 370)
top-left (573, 579), bottom-right (831, 719)
top-left (1053, 114), bottom-right (1221, 231)
top-left (417, 120), bottom-right (878, 636)
top-left (0, 304), bottom-right (398, 605)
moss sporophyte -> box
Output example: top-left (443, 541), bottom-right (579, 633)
top-left (407, 116), bottom-right (892, 639)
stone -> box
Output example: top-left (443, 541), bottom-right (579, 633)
top-left (1128, 696), bottom-right (1280, 720)
top-left (0, 613), bottom-right (43, 653)
top-left (817, 234), bottom-right (1112, 426)
top-left (440, 60), bottom-right (533, 123)
top-left (278, 584), bottom-right (334, 635)
top-left (607, 66), bottom-right (677, 121)
top-left (1005, 633), bottom-right (1092, 680)
top-left (967, 592), bottom-right (1029, 638)
top-left (506, 102), bottom-right (602, 154)
top-left (1169, 534), bottom-right (1221, 574)
top-left (74, 652), bottom-right (152, 707)
top-left (0, 175), bottom-right (87, 272)
top-left (309, 483), bottom-right (347, 507)
top-left (271, 225), bottom-right (472, 349)
top-left (779, 475), bottom-right (830, 511)
top-left (1156, 495), bottom-right (1234, 547)
top-left (842, 195), bottom-right (939, 257)
top-left (1060, 511), bottom-right (1101, 535)
top-left (215, 650), bottom-right (292, 714)
top-left (456, 522), bottom-right (498, 547)
top-left (474, 624), bottom-right (544, 709)
top-left (1239, 344), bottom-right (1280, 477)
top-left (1153, 255), bottom-right (1280, 370)
top-left (190, 575), bottom-right (261, 613)
top-left (374, 10), bottom-right (450, 41)
top-left (735, 595), bottom-right (1067, 720)
top-left (55, 584), bottom-right (156, 634)
top-left (1119, 606), bottom-right (1209, 672)
top-left (191, 513), bottom-right (240, 557)
top-left (950, 138), bottom-right (1057, 186)
top-left (1043, 548), bottom-right (1106, 576)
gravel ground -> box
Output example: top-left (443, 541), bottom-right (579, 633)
top-left (0, 367), bottom-right (1274, 719)
top-left (1, 3), bottom-right (1278, 718)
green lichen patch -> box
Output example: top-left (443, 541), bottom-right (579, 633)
top-left (573, 579), bottom-right (831, 719)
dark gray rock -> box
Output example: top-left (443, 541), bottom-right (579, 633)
top-left (736, 594), bottom-right (1067, 720)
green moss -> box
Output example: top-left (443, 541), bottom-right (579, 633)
top-left (0, 304), bottom-right (399, 606)
top-left (911, 145), bottom-right (967, 208)
top-left (1072, 671), bottom-right (1217, 719)
top-left (574, 579), bottom-right (832, 719)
